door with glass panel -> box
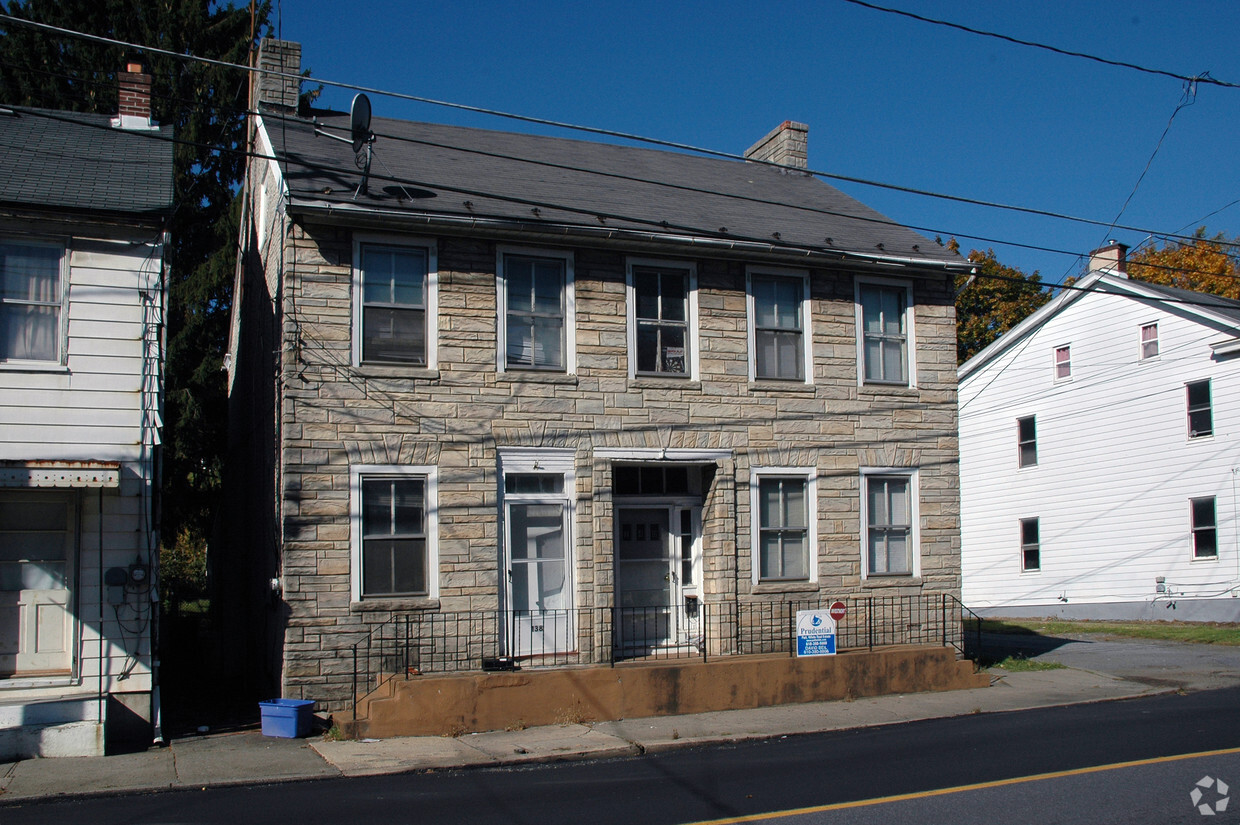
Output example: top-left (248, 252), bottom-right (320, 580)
top-left (615, 507), bottom-right (679, 652)
top-left (504, 474), bottom-right (572, 657)
top-left (0, 491), bottom-right (74, 676)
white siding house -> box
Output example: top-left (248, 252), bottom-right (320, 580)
top-left (0, 67), bottom-right (172, 756)
top-left (960, 244), bottom-right (1240, 622)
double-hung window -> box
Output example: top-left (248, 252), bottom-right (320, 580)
top-left (1054, 345), bottom-right (1072, 381)
top-left (1140, 323), bottom-right (1159, 360)
top-left (1, 240), bottom-right (65, 363)
top-left (1020, 517), bottom-right (1040, 571)
top-left (754, 475), bottom-right (812, 581)
top-left (500, 250), bottom-right (573, 372)
top-left (351, 466), bottom-right (438, 601)
top-left (749, 270), bottom-right (808, 382)
top-left (863, 471), bottom-right (917, 577)
top-left (353, 239), bottom-right (436, 367)
top-left (858, 281), bottom-right (911, 385)
top-left (1017, 416), bottom-right (1037, 468)
top-left (1187, 380), bottom-right (1213, 439)
top-left (1191, 497), bottom-right (1217, 559)
top-left (629, 261), bottom-right (694, 378)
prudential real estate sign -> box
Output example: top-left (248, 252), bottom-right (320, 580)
top-left (795, 610), bottom-right (837, 657)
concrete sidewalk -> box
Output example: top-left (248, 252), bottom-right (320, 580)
top-left (0, 661), bottom-right (1162, 803)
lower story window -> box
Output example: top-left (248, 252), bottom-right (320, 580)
top-left (751, 469), bottom-right (816, 584)
top-left (1020, 517), bottom-right (1040, 571)
top-left (1192, 497), bottom-right (1217, 559)
top-left (865, 472), bottom-right (915, 577)
top-left (352, 466), bottom-right (437, 600)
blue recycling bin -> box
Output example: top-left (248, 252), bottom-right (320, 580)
top-left (259, 698), bottom-right (315, 738)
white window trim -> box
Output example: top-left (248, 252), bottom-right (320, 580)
top-left (496, 246), bottom-right (576, 374)
top-left (747, 266), bottom-right (812, 384)
top-left (1019, 517), bottom-right (1040, 573)
top-left (625, 257), bottom-right (699, 380)
top-left (1187, 378), bottom-right (1213, 440)
top-left (749, 466), bottom-right (818, 585)
top-left (854, 275), bottom-right (916, 388)
top-left (497, 448), bottom-right (577, 612)
top-left (1052, 343), bottom-right (1072, 383)
top-left (1190, 495), bottom-right (1219, 562)
top-left (0, 237), bottom-right (69, 367)
top-left (859, 467), bottom-right (921, 580)
top-left (349, 464), bottom-right (439, 602)
top-left (351, 234), bottom-right (438, 369)
top-left (1139, 321), bottom-right (1159, 362)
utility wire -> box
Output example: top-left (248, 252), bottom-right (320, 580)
top-left (5, 11), bottom-right (1238, 254)
top-left (839, 0), bottom-right (1237, 89)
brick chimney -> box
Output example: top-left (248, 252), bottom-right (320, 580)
top-left (744, 121), bottom-right (809, 171)
top-left (255, 39), bottom-right (302, 113)
top-left (1089, 241), bottom-right (1128, 278)
top-left (112, 60), bottom-right (155, 130)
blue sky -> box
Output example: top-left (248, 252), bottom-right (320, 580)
top-left (275, 1), bottom-right (1240, 283)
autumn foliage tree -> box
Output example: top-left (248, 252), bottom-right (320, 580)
top-left (953, 240), bottom-right (1051, 364)
top-left (1127, 228), bottom-right (1240, 300)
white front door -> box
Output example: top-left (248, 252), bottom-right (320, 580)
top-left (505, 499), bottom-right (573, 657)
top-left (616, 507), bottom-right (677, 651)
top-left (0, 491), bottom-right (74, 676)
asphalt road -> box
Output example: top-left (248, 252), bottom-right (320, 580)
top-left (5, 684), bottom-right (1240, 825)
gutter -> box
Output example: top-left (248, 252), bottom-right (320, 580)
top-left (289, 200), bottom-right (971, 274)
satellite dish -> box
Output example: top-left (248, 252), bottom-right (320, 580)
top-left (350, 93), bottom-right (372, 154)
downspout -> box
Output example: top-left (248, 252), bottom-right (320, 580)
top-left (98, 486), bottom-right (105, 739)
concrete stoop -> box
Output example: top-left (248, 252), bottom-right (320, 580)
top-left (0, 694), bottom-right (104, 759)
top-left (346, 645), bottom-right (988, 739)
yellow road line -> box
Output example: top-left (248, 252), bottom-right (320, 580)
top-left (687, 746), bottom-right (1240, 825)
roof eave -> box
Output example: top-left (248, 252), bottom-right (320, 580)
top-left (288, 198), bottom-right (970, 273)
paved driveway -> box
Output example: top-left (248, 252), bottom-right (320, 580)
top-left (982, 630), bottom-right (1240, 691)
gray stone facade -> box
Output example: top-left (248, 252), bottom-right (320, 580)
top-left (242, 217), bottom-right (961, 710)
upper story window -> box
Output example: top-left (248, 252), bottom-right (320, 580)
top-left (499, 249), bottom-right (574, 373)
top-left (1140, 322), bottom-right (1159, 360)
top-left (1187, 380), bottom-right (1213, 439)
top-left (862, 470), bottom-right (918, 578)
top-left (353, 238), bottom-right (436, 368)
top-left (1017, 416), bottom-right (1037, 468)
top-left (350, 465), bottom-right (439, 600)
top-left (1020, 517), bottom-right (1040, 572)
top-left (1191, 497), bottom-right (1217, 559)
top-left (628, 260), bottom-right (696, 378)
top-left (1, 240), bottom-right (66, 363)
top-left (1053, 345), bottom-right (1071, 381)
top-left (858, 280), bottom-right (912, 386)
top-left (751, 469), bottom-right (816, 583)
top-left (749, 269), bottom-right (809, 382)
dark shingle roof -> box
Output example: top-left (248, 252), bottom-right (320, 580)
top-left (1125, 278), bottom-right (1240, 325)
top-left (269, 110), bottom-right (961, 267)
top-left (0, 107), bottom-right (173, 216)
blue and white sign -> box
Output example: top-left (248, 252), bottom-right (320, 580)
top-left (796, 609), bottom-right (837, 657)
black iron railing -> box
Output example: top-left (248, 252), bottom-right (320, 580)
top-left (349, 593), bottom-right (970, 717)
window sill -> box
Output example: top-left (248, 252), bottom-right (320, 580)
top-left (751, 580), bottom-right (819, 594)
top-left (632, 376), bottom-right (701, 391)
top-left (858, 383), bottom-right (916, 396)
top-left (0, 361), bottom-right (69, 374)
top-left (1188, 434), bottom-right (1215, 443)
top-left (861, 575), bottom-right (920, 587)
top-left (350, 597), bottom-right (440, 613)
top-left (748, 381), bottom-right (816, 394)
top-left (1191, 555), bottom-right (1219, 564)
top-left (498, 371), bottom-right (578, 386)
top-left (353, 365), bottom-right (439, 381)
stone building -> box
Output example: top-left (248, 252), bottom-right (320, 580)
top-left (224, 40), bottom-right (976, 727)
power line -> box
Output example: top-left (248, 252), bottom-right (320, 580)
top-left (839, 0), bottom-right (1238, 89)
top-left (5, 11), bottom-right (1238, 257)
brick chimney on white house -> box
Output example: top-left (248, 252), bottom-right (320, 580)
top-left (744, 121), bottom-right (809, 170)
top-left (112, 60), bottom-right (156, 130)
top-left (255, 39), bottom-right (302, 113)
top-left (1089, 241), bottom-right (1129, 278)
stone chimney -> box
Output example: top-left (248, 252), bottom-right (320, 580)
top-left (112, 60), bottom-right (155, 130)
top-left (744, 121), bottom-right (809, 170)
top-left (255, 39), bottom-right (302, 113)
top-left (1089, 241), bottom-right (1128, 278)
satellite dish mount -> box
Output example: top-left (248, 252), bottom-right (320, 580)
top-left (350, 93), bottom-right (375, 198)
